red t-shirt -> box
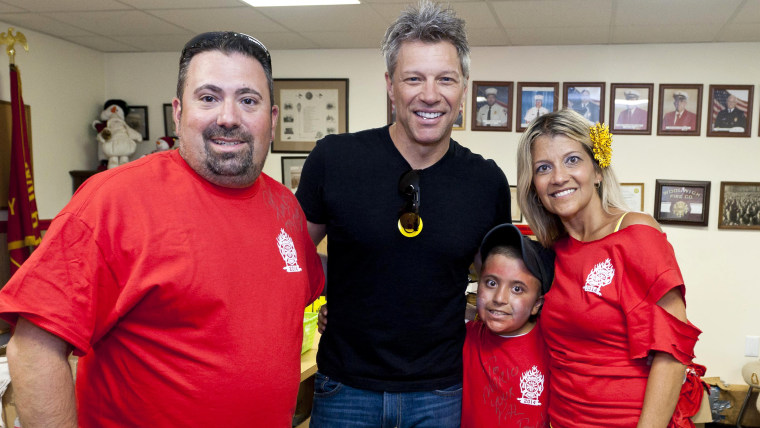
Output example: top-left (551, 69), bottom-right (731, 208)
top-left (0, 151), bottom-right (324, 427)
top-left (542, 225), bottom-right (701, 427)
top-left (462, 319), bottom-right (550, 428)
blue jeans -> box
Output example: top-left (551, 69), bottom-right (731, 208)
top-left (309, 372), bottom-right (462, 428)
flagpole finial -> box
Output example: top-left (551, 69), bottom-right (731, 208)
top-left (1, 28), bottom-right (29, 66)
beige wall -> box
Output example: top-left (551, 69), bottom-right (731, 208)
top-left (1, 23), bottom-right (758, 384)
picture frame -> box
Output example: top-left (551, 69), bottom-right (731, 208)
top-left (163, 103), bottom-right (177, 137)
top-left (510, 185), bottom-right (522, 223)
top-left (657, 84), bottom-right (703, 136)
top-left (620, 182), bottom-right (645, 212)
top-left (718, 181), bottom-right (760, 230)
top-left (281, 156), bottom-right (307, 192)
top-left (563, 82), bottom-right (605, 125)
top-left (517, 82), bottom-right (559, 132)
top-left (453, 103), bottom-right (465, 131)
top-left (609, 83), bottom-right (653, 135)
top-left (471, 81), bottom-right (513, 131)
top-left (273, 78), bottom-right (348, 153)
top-left (653, 179), bottom-right (710, 226)
top-left (706, 85), bottom-right (753, 138)
top-left (125, 105), bottom-right (148, 141)
top-left (387, 94), bottom-right (395, 125)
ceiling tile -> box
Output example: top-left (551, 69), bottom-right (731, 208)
top-left (148, 7), bottom-right (288, 34)
top-left (467, 27), bottom-right (510, 46)
top-left (0, 13), bottom-right (95, 37)
top-left (717, 23), bottom-right (760, 42)
top-left (117, 0), bottom-right (243, 9)
top-left (256, 32), bottom-right (318, 50)
top-left (45, 10), bottom-right (189, 36)
top-left (450, 2), bottom-right (502, 29)
top-left (614, 0), bottom-right (742, 26)
top-left (491, 0), bottom-right (612, 29)
top-left (111, 34), bottom-right (195, 52)
top-left (299, 30), bottom-right (384, 49)
top-left (62, 35), bottom-right (141, 52)
top-left (0, 0), bottom-right (128, 12)
top-left (255, 4), bottom-right (387, 33)
top-left (611, 24), bottom-right (719, 44)
top-left (509, 25), bottom-right (610, 45)
top-left (731, 1), bottom-right (760, 24)
top-left (0, 2), bottom-right (25, 13)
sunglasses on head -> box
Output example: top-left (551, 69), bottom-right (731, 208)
top-left (398, 169), bottom-right (422, 234)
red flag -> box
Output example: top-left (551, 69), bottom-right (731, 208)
top-left (7, 64), bottom-right (40, 275)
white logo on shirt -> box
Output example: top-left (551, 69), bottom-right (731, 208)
top-left (517, 366), bottom-right (544, 406)
top-left (277, 229), bottom-right (302, 273)
top-left (583, 258), bottom-right (615, 296)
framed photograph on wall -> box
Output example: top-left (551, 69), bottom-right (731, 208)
top-left (718, 181), bottom-right (760, 230)
top-left (510, 185), bottom-right (522, 223)
top-left (453, 104), bottom-right (465, 131)
top-left (517, 82), bottom-right (558, 132)
top-left (163, 103), bottom-right (177, 137)
top-left (609, 83), bottom-right (653, 135)
top-left (281, 156), bottom-right (307, 192)
top-left (620, 182), bottom-right (645, 212)
top-left (125, 105), bottom-right (148, 141)
top-left (657, 84), bottom-right (703, 136)
top-left (273, 79), bottom-right (348, 153)
top-left (706, 85), bottom-right (753, 138)
top-left (471, 81), bottom-right (513, 131)
top-left (563, 82), bottom-right (605, 125)
top-left (654, 179), bottom-right (710, 226)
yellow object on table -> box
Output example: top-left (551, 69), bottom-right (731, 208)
top-left (302, 312), bottom-right (318, 355)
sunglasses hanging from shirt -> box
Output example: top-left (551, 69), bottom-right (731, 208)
top-left (398, 169), bottom-right (423, 237)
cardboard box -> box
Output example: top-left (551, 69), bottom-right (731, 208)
top-left (704, 376), bottom-right (760, 426)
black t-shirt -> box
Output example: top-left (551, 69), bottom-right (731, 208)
top-left (296, 126), bottom-right (510, 392)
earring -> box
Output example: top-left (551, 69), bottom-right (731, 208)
top-left (594, 181), bottom-right (601, 189)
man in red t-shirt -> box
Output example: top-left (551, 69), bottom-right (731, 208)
top-left (1, 32), bottom-right (324, 428)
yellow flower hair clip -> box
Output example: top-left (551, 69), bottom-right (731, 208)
top-left (590, 123), bottom-right (612, 168)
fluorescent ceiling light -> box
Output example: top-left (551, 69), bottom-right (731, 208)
top-left (243, 0), bottom-right (360, 6)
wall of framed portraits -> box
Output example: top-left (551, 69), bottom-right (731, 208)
top-left (1, 19), bottom-right (758, 384)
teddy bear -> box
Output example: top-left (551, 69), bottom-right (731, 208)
top-left (92, 99), bottom-right (142, 169)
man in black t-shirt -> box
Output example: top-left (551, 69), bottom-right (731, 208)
top-left (296, 2), bottom-right (510, 426)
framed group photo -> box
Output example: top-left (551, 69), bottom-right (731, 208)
top-left (654, 179), bottom-right (711, 226)
top-left (125, 105), bottom-right (148, 141)
top-left (609, 83), bottom-right (653, 135)
top-left (517, 82), bottom-right (558, 132)
top-left (657, 84), bottom-right (703, 136)
top-left (471, 81), bottom-right (513, 131)
top-left (563, 82), bottom-right (605, 125)
top-left (281, 156), bottom-right (307, 192)
top-left (273, 78), bottom-right (348, 153)
top-left (718, 182), bottom-right (760, 230)
top-left (706, 85), bottom-right (753, 138)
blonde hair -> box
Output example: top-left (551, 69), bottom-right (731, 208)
top-left (516, 109), bottom-right (628, 247)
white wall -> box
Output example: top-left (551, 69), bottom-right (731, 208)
top-left (8, 34), bottom-right (760, 384)
top-left (0, 22), bottom-right (105, 219)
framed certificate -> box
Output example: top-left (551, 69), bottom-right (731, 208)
top-left (620, 183), bottom-right (644, 212)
